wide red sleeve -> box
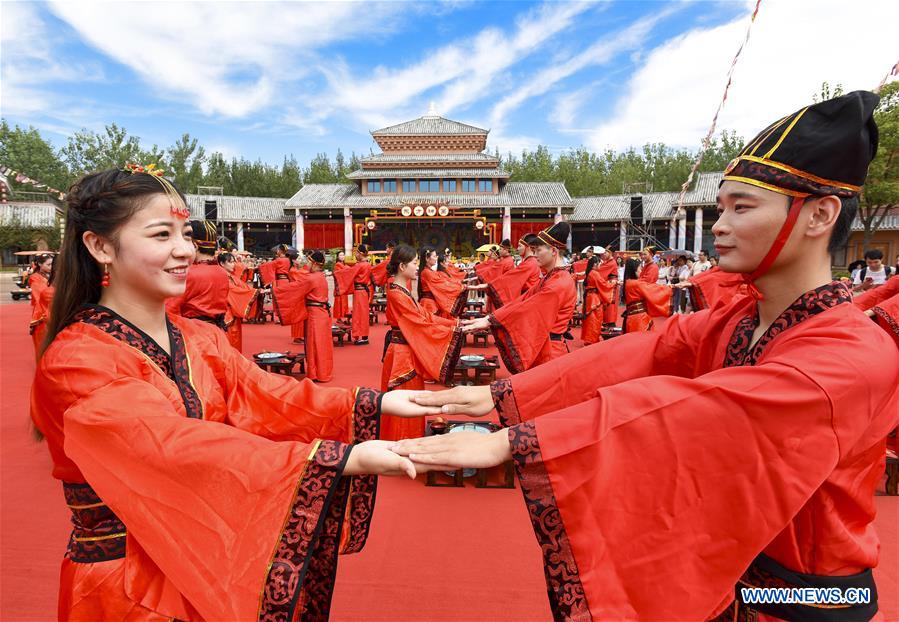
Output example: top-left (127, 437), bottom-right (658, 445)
top-left (371, 259), bottom-right (389, 287)
top-left (489, 276), bottom-right (567, 373)
top-left (625, 279), bottom-right (672, 316)
top-left (257, 261), bottom-right (276, 286)
top-left (853, 275), bottom-right (899, 311)
top-left (486, 259), bottom-right (542, 308)
top-left (333, 262), bottom-right (362, 296)
top-left (422, 269), bottom-right (468, 316)
top-left (226, 277), bottom-right (257, 320)
top-left (61, 376), bottom-right (360, 622)
top-left (638, 262), bottom-right (659, 283)
top-left (870, 290), bottom-right (899, 345)
top-left (272, 273), bottom-right (315, 325)
top-left (474, 260), bottom-right (502, 283)
top-left (392, 291), bottom-right (464, 384)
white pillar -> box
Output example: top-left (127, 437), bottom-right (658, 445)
top-left (502, 206), bottom-right (511, 242)
top-left (343, 207), bottom-right (353, 255)
top-left (619, 220), bottom-right (627, 251)
top-left (236, 223), bottom-right (245, 251)
top-left (693, 207), bottom-right (703, 254)
top-left (668, 219), bottom-right (676, 249)
top-left (677, 214), bottom-right (687, 250)
top-left (554, 206), bottom-right (562, 224)
top-left (295, 211), bottom-right (305, 253)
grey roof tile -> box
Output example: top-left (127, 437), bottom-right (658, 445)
top-left (372, 115), bottom-right (488, 136)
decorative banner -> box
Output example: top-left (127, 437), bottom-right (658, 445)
top-left (0, 164), bottom-right (67, 201)
top-left (875, 60), bottom-right (898, 93)
top-left (677, 0), bottom-right (762, 211)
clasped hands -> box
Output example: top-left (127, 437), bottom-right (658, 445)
top-left (345, 387), bottom-right (511, 479)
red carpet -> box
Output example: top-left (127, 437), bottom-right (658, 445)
top-left (2, 302), bottom-right (896, 621)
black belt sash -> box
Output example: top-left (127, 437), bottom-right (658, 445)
top-left (625, 301), bottom-right (646, 315)
top-left (353, 284), bottom-right (370, 291)
top-left (733, 554), bottom-right (877, 621)
top-left (63, 482), bottom-right (126, 563)
top-left (276, 274), bottom-right (290, 281)
top-left (549, 332), bottom-right (573, 342)
top-left (305, 299), bottom-right (331, 314)
top-left (381, 327), bottom-right (408, 362)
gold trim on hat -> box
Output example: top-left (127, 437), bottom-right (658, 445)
top-left (736, 156), bottom-right (861, 192)
top-left (537, 230), bottom-right (566, 250)
top-left (762, 107), bottom-right (809, 159)
top-left (746, 114), bottom-right (791, 156)
top-left (721, 175), bottom-right (810, 198)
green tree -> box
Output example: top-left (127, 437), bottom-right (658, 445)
top-left (167, 133), bottom-right (206, 194)
top-left (858, 81), bottom-right (899, 248)
top-left (0, 215), bottom-right (61, 252)
top-left (304, 153), bottom-right (338, 184)
top-left (61, 123), bottom-right (148, 174)
top-left (0, 120), bottom-right (71, 192)
top-left (812, 81), bottom-right (844, 104)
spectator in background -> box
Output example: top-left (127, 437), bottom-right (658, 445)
top-left (853, 249), bottom-right (894, 292)
top-left (709, 256), bottom-right (719, 268)
top-left (691, 250), bottom-right (712, 276)
top-left (848, 259), bottom-right (866, 284)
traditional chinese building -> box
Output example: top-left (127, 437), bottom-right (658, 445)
top-left (284, 106), bottom-right (573, 256)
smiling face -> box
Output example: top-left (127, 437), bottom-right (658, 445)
top-left (87, 194), bottom-right (196, 303)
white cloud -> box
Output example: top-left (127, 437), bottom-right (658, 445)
top-left (309, 1), bottom-right (595, 131)
top-left (589, 0), bottom-right (898, 151)
top-left (46, 1), bottom-right (408, 118)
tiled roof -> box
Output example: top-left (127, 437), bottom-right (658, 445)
top-left (346, 168), bottom-right (509, 180)
top-left (361, 153), bottom-right (499, 165)
top-left (0, 203), bottom-right (59, 228)
top-left (569, 172), bottom-right (722, 222)
top-left (185, 195), bottom-right (292, 222)
top-left (372, 115), bottom-right (488, 136)
top-left (286, 182), bottom-right (572, 210)
top-left (852, 213), bottom-right (899, 231)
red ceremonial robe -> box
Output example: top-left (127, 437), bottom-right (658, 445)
top-left (597, 258), bottom-right (620, 324)
top-left (419, 267), bottom-right (468, 318)
top-left (332, 261), bottom-right (350, 319)
top-left (444, 262), bottom-right (465, 279)
top-left (31, 305), bottom-right (381, 622)
top-left (489, 281), bottom-right (899, 621)
top-left (272, 270), bottom-right (334, 382)
top-left (474, 258), bottom-right (502, 283)
top-left (623, 279), bottom-right (672, 333)
top-left (257, 261), bottom-right (276, 287)
top-left (489, 267), bottom-right (576, 374)
top-left (485, 255), bottom-right (542, 308)
top-left (572, 259), bottom-right (588, 282)
top-left (29, 271), bottom-right (51, 356)
top-left (581, 269), bottom-right (613, 344)
top-left (224, 275), bottom-right (258, 353)
top-left (688, 267), bottom-right (749, 311)
top-left (30, 284), bottom-right (55, 359)
top-left (638, 261), bottom-right (659, 284)
top-left (381, 283), bottom-right (463, 440)
top-left (333, 261), bottom-right (372, 339)
top-left (289, 265), bottom-right (309, 342)
top-left (371, 253), bottom-right (391, 289)
top-left (165, 260), bottom-right (229, 329)
top-left (854, 276), bottom-right (899, 347)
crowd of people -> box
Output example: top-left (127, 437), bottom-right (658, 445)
top-left (18, 90), bottom-right (899, 621)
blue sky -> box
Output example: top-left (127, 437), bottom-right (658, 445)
top-left (2, 1), bottom-right (895, 170)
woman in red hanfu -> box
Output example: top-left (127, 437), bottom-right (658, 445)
top-left (396, 92), bottom-right (897, 622)
top-left (621, 257), bottom-right (673, 333)
top-left (637, 245), bottom-right (660, 283)
top-left (286, 250), bottom-right (308, 344)
top-left (417, 247), bottom-right (467, 318)
top-left (28, 254), bottom-right (55, 359)
top-left (381, 244), bottom-right (464, 440)
top-left (331, 249), bottom-right (350, 320)
top-left (30, 166), bottom-right (424, 622)
top-left (217, 252), bottom-right (259, 353)
top-left (461, 224), bottom-right (576, 374)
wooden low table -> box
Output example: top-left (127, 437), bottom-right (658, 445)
top-left (464, 300), bottom-right (485, 313)
top-left (253, 351), bottom-right (306, 377)
top-left (332, 325), bottom-right (348, 347)
top-left (450, 355), bottom-right (499, 386)
top-left (468, 329), bottom-right (490, 347)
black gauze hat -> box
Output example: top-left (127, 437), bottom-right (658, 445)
top-left (535, 222), bottom-right (570, 250)
top-left (723, 90), bottom-right (879, 198)
top-left (310, 251), bottom-right (325, 264)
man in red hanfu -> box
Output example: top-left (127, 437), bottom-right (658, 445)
top-left (272, 251), bottom-right (335, 382)
top-left (469, 234), bottom-right (542, 308)
top-left (396, 91), bottom-right (898, 622)
top-left (334, 244), bottom-right (373, 345)
top-left (166, 220), bottom-right (229, 330)
top-left (461, 223), bottom-right (576, 374)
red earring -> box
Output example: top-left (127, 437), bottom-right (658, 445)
top-left (100, 264), bottom-right (110, 287)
